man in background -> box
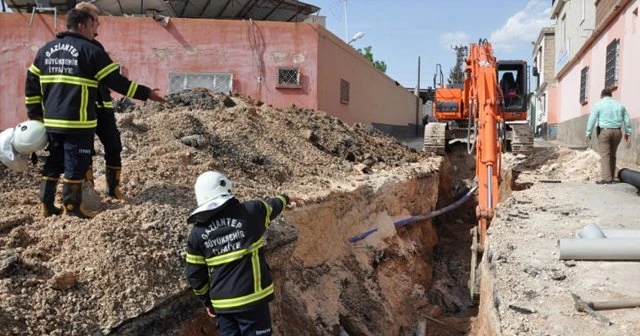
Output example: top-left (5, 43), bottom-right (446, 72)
top-left (585, 87), bottom-right (632, 184)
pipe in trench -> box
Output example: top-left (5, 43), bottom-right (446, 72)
top-left (618, 168), bottom-right (640, 189)
top-left (347, 186), bottom-right (478, 243)
top-left (576, 223), bottom-right (640, 239)
top-left (558, 238), bottom-right (640, 260)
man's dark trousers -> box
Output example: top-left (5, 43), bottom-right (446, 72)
top-left (216, 304), bottom-right (272, 336)
top-left (95, 107), bottom-right (122, 167)
top-left (43, 133), bottom-right (94, 179)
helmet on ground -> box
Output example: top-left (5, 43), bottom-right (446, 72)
top-left (194, 171), bottom-right (233, 206)
top-left (12, 120), bottom-right (47, 155)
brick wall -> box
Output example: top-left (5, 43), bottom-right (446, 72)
top-left (543, 34), bottom-right (556, 82)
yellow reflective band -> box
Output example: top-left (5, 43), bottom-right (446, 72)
top-left (41, 176), bottom-right (59, 182)
top-left (40, 75), bottom-right (98, 87)
top-left (95, 63), bottom-right (119, 80)
top-left (193, 284), bottom-right (209, 296)
top-left (186, 253), bottom-right (206, 265)
top-left (211, 284), bottom-right (274, 309)
top-left (28, 64), bottom-right (41, 76)
top-left (102, 101), bottom-right (113, 108)
top-left (261, 201), bottom-right (272, 229)
top-left (276, 195), bottom-right (287, 208)
top-left (44, 118), bottom-right (97, 129)
top-left (205, 239), bottom-right (263, 266)
top-left (252, 250), bottom-right (261, 292)
top-left (25, 96), bottom-right (42, 104)
top-left (126, 81), bottom-right (139, 98)
top-left (80, 85), bottom-right (88, 122)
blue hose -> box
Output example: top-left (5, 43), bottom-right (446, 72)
top-left (347, 185), bottom-right (478, 243)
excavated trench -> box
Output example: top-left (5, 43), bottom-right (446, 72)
top-left (104, 148), bottom-right (481, 336)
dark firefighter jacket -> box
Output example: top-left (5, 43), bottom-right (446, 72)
top-left (184, 195), bottom-right (290, 314)
top-left (92, 40), bottom-right (114, 111)
top-left (24, 32), bottom-right (150, 134)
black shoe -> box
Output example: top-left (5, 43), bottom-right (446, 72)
top-left (595, 180), bottom-right (612, 185)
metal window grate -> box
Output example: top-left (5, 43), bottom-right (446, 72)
top-left (168, 72), bottom-right (233, 94)
top-left (277, 67), bottom-right (300, 87)
top-left (579, 66), bottom-right (588, 104)
top-left (604, 39), bottom-right (619, 89)
top-left (340, 79), bottom-right (350, 104)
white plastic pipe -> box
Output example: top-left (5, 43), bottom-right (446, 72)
top-left (576, 223), bottom-right (606, 239)
top-left (559, 238), bottom-right (640, 260)
top-left (576, 224), bottom-right (640, 239)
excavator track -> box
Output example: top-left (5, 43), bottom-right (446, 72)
top-left (423, 122), bottom-right (447, 155)
top-left (510, 124), bottom-right (534, 156)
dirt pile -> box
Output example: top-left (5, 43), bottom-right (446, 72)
top-left (0, 88), bottom-right (443, 335)
top-left (502, 146), bottom-right (601, 183)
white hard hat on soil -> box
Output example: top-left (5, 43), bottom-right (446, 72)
top-left (11, 120), bottom-right (48, 155)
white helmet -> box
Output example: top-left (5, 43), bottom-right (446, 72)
top-left (12, 120), bottom-right (48, 155)
top-left (194, 171), bottom-right (233, 206)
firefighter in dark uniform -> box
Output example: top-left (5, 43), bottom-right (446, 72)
top-left (184, 171), bottom-right (300, 336)
top-left (24, 9), bottom-right (164, 218)
top-left (76, 2), bottom-right (129, 201)
top-left (87, 41), bottom-right (129, 200)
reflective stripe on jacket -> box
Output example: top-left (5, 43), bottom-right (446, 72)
top-left (25, 33), bottom-right (151, 134)
top-left (185, 195), bottom-right (289, 313)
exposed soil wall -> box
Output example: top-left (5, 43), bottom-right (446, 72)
top-left (1, 89), bottom-right (475, 335)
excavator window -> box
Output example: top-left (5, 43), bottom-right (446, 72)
top-left (497, 63), bottom-right (527, 111)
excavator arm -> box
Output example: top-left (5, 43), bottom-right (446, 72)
top-left (465, 40), bottom-right (503, 245)
top-left (464, 40), bottom-right (504, 301)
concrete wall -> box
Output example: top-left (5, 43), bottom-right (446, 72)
top-left (532, 29), bottom-right (556, 133)
top-left (553, 0), bottom-right (640, 163)
top-left (315, 25), bottom-right (418, 126)
top-left (0, 13), bottom-right (418, 130)
top-left (596, 0), bottom-right (624, 27)
top-left (552, 0), bottom-right (596, 73)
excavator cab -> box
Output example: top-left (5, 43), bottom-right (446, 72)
top-left (497, 60), bottom-right (528, 121)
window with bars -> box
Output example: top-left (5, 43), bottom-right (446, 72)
top-left (579, 66), bottom-right (589, 104)
top-left (605, 39), bottom-right (619, 89)
top-left (277, 67), bottom-right (301, 88)
top-left (340, 79), bottom-right (350, 104)
top-left (168, 72), bottom-right (233, 94)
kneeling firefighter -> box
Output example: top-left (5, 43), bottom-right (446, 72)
top-left (184, 171), bottom-right (300, 336)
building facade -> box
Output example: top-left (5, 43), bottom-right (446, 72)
top-left (548, 0), bottom-right (640, 163)
top-left (0, 13), bottom-right (419, 135)
top-left (531, 27), bottom-right (556, 138)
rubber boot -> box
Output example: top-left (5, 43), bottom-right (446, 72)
top-left (106, 165), bottom-right (129, 201)
top-left (62, 179), bottom-right (97, 219)
top-left (39, 177), bottom-right (62, 217)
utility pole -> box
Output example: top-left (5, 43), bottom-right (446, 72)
top-left (415, 56), bottom-right (421, 136)
top-left (343, 0), bottom-right (349, 42)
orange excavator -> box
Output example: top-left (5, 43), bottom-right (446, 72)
top-left (424, 39), bottom-right (533, 299)
top-left (424, 43), bottom-right (533, 157)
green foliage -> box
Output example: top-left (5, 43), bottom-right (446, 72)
top-left (356, 46), bottom-right (387, 73)
top-left (448, 45), bottom-right (468, 85)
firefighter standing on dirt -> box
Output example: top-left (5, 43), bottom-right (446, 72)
top-left (24, 8), bottom-right (164, 218)
top-left (75, 2), bottom-right (129, 201)
top-left (184, 171), bottom-right (299, 336)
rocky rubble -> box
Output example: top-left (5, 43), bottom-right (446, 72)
top-left (0, 88), bottom-right (434, 335)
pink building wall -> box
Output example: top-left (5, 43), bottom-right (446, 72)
top-left (316, 26), bottom-right (417, 126)
top-left (0, 13), bottom-right (417, 130)
top-left (549, 1), bottom-right (640, 161)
